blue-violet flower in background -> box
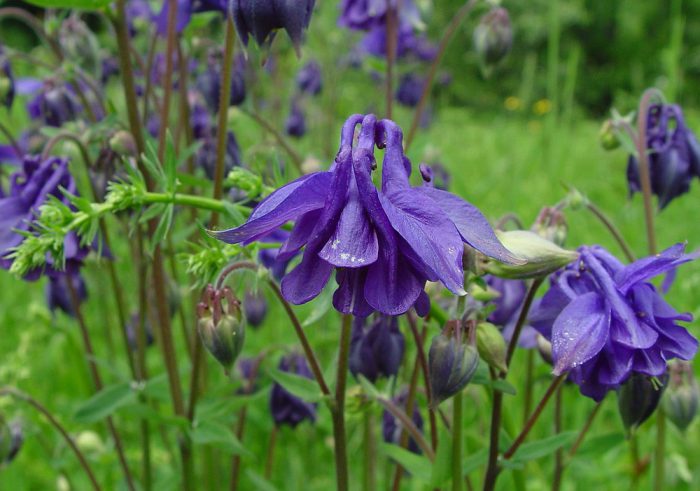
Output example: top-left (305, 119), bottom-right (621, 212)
top-left (270, 353), bottom-right (317, 427)
top-left (349, 315), bottom-right (405, 382)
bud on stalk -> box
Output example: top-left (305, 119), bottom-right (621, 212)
top-left (663, 361), bottom-right (698, 432)
top-left (617, 371), bottom-right (667, 433)
top-left (197, 285), bottom-right (246, 375)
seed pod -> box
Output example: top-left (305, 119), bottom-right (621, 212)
top-left (663, 361), bottom-right (698, 432)
top-left (197, 286), bottom-right (246, 375)
top-left (476, 322), bottom-right (507, 373)
top-left (429, 320), bottom-right (479, 408)
top-left (617, 371), bottom-right (667, 433)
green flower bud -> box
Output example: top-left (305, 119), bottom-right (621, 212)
top-left (428, 320), bottom-right (479, 408)
top-left (484, 230), bottom-right (578, 279)
top-left (599, 119), bottom-right (621, 151)
top-left (663, 361), bottom-right (698, 432)
top-left (197, 286), bottom-right (246, 375)
top-left (109, 130), bottom-right (137, 157)
top-left (617, 372), bottom-right (667, 433)
top-left (476, 322), bottom-right (508, 373)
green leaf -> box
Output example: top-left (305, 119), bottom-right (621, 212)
top-left (492, 379), bottom-right (517, 396)
top-left (380, 444), bottom-right (432, 482)
top-left (268, 368), bottom-right (325, 403)
top-left (190, 421), bottom-right (249, 456)
top-left (244, 470), bottom-right (280, 491)
top-left (575, 432), bottom-right (625, 457)
top-left (150, 204), bottom-right (174, 253)
top-left (22, 0), bottom-right (110, 9)
top-left (357, 375), bottom-right (382, 400)
top-left (509, 431), bottom-right (577, 463)
top-left (463, 449), bottom-right (488, 476)
top-left (302, 283), bottom-right (334, 327)
top-left (73, 383), bottom-right (137, 424)
top-left (430, 429), bottom-right (452, 486)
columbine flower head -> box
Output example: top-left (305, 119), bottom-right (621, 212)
top-left (0, 156), bottom-right (89, 278)
top-left (285, 99), bottom-right (306, 138)
top-left (196, 50), bottom-right (246, 112)
top-left (530, 243), bottom-right (698, 401)
top-left (196, 130), bottom-right (242, 180)
top-left (213, 114), bottom-right (521, 316)
top-left (627, 103), bottom-right (700, 209)
top-left (270, 353), bottom-right (317, 427)
top-left (231, 0), bottom-right (316, 54)
top-left (349, 315), bottom-right (405, 382)
top-left (0, 44), bottom-right (15, 109)
top-left (395, 73), bottom-right (423, 108)
top-left (26, 80), bottom-right (81, 128)
top-left (382, 389), bottom-right (423, 454)
top-left (486, 276), bottom-right (538, 348)
top-left (296, 60), bottom-right (322, 96)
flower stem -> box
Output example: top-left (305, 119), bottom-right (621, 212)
top-left (567, 401), bottom-right (603, 458)
top-left (66, 279), bottom-right (136, 491)
top-left (264, 426), bottom-right (278, 480)
top-left (385, 3), bottom-right (398, 119)
top-left (379, 397), bottom-right (436, 460)
top-left (654, 409), bottom-right (667, 491)
top-left (0, 387), bottom-right (102, 491)
top-left (502, 375), bottom-right (567, 460)
top-left (331, 314), bottom-right (353, 491)
top-left (405, 0), bottom-right (478, 151)
top-left (506, 278), bottom-right (544, 366)
top-left (229, 406), bottom-right (247, 491)
top-left (156, 0), bottom-right (178, 161)
top-left (407, 312), bottom-right (438, 450)
top-left (363, 411), bottom-right (377, 491)
top-left (453, 389), bottom-right (464, 491)
top-left (585, 202), bottom-right (636, 262)
top-left (551, 385), bottom-right (564, 491)
top-left (212, 14), bottom-right (237, 228)
top-left (523, 350), bottom-right (535, 425)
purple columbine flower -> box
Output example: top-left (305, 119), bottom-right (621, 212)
top-left (296, 60), bottom-right (322, 96)
top-left (382, 390), bottom-right (423, 454)
top-left (395, 73), bottom-right (424, 108)
top-left (27, 81), bottom-right (81, 128)
top-left (339, 0), bottom-right (421, 31)
top-left (0, 44), bottom-right (15, 109)
top-left (46, 272), bottom-right (88, 317)
top-left (270, 353), bottom-right (317, 427)
top-left (627, 103), bottom-right (700, 210)
top-left (156, 0), bottom-right (226, 35)
top-left (486, 276), bottom-right (538, 349)
top-left (213, 114), bottom-right (521, 316)
top-left (285, 99), bottom-right (307, 138)
top-left (0, 156), bottom-right (87, 277)
top-left (243, 290), bottom-right (268, 328)
top-left (196, 51), bottom-right (246, 112)
top-left (231, 0), bottom-right (316, 54)
top-left (530, 243), bottom-right (698, 401)
top-left (349, 315), bottom-right (405, 382)
top-left (196, 130), bottom-right (242, 180)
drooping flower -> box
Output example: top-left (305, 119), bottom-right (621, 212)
top-left (27, 81), bottom-right (81, 128)
top-left (46, 272), bottom-right (88, 317)
top-left (214, 114), bottom-right (521, 316)
top-left (419, 163), bottom-right (450, 191)
top-left (382, 389), bottom-right (423, 454)
top-left (473, 7), bottom-right (513, 68)
top-left (428, 320), bottom-right (479, 407)
top-left (243, 290), bottom-right (268, 328)
top-left (339, 0), bottom-right (421, 32)
top-left (296, 60), bottom-right (322, 96)
top-left (270, 353), bottom-right (317, 427)
top-left (349, 315), bottom-right (405, 382)
top-left (485, 275), bottom-right (538, 348)
top-left (395, 73), bottom-right (423, 108)
top-left (196, 131), bottom-right (242, 180)
top-left (627, 103), bottom-right (700, 209)
top-left (231, 0), bottom-right (316, 53)
top-left (0, 156), bottom-right (88, 278)
top-left (196, 51), bottom-right (246, 112)
top-left (285, 99), bottom-right (306, 138)
top-left (156, 0), bottom-right (226, 35)
top-left (0, 44), bottom-right (15, 109)
top-left (530, 243), bottom-right (698, 401)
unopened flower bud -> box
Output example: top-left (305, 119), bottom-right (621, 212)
top-left (663, 361), bottom-right (698, 432)
top-left (109, 130), bottom-right (137, 157)
top-left (349, 315), bottom-right (405, 383)
top-left (536, 334), bottom-right (553, 366)
top-left (473, 7), bottom-right (512, 69)
top-left (428, 320), bottom-right (479, 408)
top-left (476, 322), bottom-right (508, 373)
top-left (244, 291), bottom-right (268, 328)
top-left (531, 207), bottom-right (567, 246)
top-left (197, 286), bottom-right (246, 375)
top-left (599, 119), bottom-right (621, 151)
top-left (484, 230), bottom-right (578, 279)
top-left (617, 371), bottom-right (667, 432)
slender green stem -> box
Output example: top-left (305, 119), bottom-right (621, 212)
top-left (405, 0), bottom-right (478, 150)
top-left (585, 203), bottom-right (635, 262)
top-left (331, 314), bottom-right (353, 491)
top-left (407, 313), bottom-right (438, 450)
top-left (229, 406), bottom-right (248, 491)
top-left (363, 411), bottom-right (377, 491)
top-left (264, 426), bottom-right (278, 480)
top-left (0, 388), bottom-right (102, 491)
top-left (630, 434), bottom-right (642, 487)
top-left (506, 278), bottom-right (544, 366)
top-left (552, 385), bottom-right (564, 491)
top-left (523, 350), bottom-right (535, 426)
top-left (379, 397), bottom-right (436, 461)
top-left (66, 279), bottom-right (136, 491)
top-left (503, 375), bottom-right (567, 460)
top-left (385, 4), bottom-right (398, 119)
top-left (654, 409), bottom-right (666, 491)
top-left (567, 401), bottom-right (603, 458)
top-left (212, 15), bottom-right (237, 228)
top-left (483, 374), bottom-right (503, 491)
top-left (156, 0), bottom-right (179, 162)
top-left (452, 390), bottom-right (464, 491)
